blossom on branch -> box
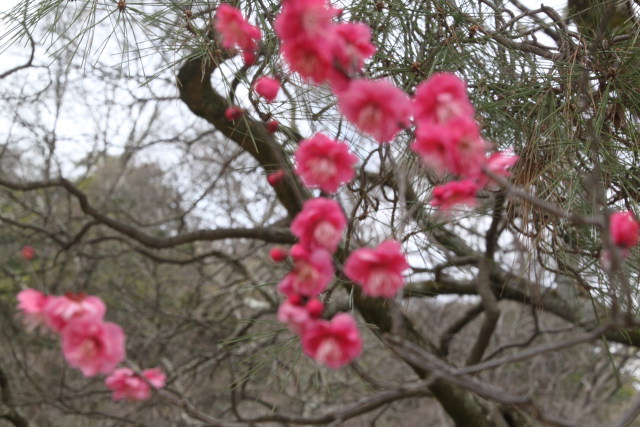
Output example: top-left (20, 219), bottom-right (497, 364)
top-left (275, 0), bottom-right (337, 42)
top-left (330, 23), bottom-right (377, 91)
top-left (269, 247), bottom-right (288, 263)
top-left (291, 198), bottom-right (347, 252)
top-left (430, 179), bottom-right (480, 210)
top-left (344, 240), bottom-right (409, 298)
top-left (267, 119), bottom-right (279, 134)
top-left (281, 37), bottom-right (334, 83)
top-left (105, 367), bottom-right (166, 402)
top-left (278, 245), bottom-right (334, 297)
top-left (44, 293), bottom-right (107, 333)
top-left (610, 211), bottom-right (639, 249)
top-left (412, 116), bottom-right (486, 178)
top-left (301, 313), bottom-right (362, 369)
top-left (224, 106), bottom-right (244, 121)
top-left (338, 79), bottom-right (411, 143)
top-left (16, 289), bottom-right (49, 331)
top-left (214, 4), bottom-right (261, 64)
top-left (253, 77), bottom-right (280, 103)
top-left (295, 133), bottom-right (357, 193)
top-left (480, 150), bottom-right (519, 187)
top-left (61, 316), bottom-right (126, 377)
top-left (278, 297), bottom-right (323, 334)
top-left (413, 72), bottom-right (475, 126)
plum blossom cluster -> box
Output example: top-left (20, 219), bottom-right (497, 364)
top-left (214, 3), bottom-right (261, 65)
top-left (270, 144), bottom-right (409, 368)
top-left (273, 198), bottom-right (362, 369)
top-left (272, 1), bottom-right (517, 205)
top-left (275, 0), bottom-right (375, 90)
top-left (411, 73), bottom-right (519, 210)
top-left (216, 3), bottom-right (518, 210)
top-left (295, 133), bottom-right (357, 193)
top-left (269, 138), bottom-right (365, 368)
top-left (272, 199), bottom-right (410, 368)
top-left (215, 1), bottom-right (518, 367)
top-left (275, 0), bottom-right (412, 143)
top-left (16, 289), bottom-right (165, 401)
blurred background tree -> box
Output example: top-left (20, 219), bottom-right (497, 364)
top-left (2, 0), bottom-right (640, 426)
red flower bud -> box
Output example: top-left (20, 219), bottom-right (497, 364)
top-left (306, 299), bottom-right (324, 318)
top-left (224, 106), bottom-right (244, 121)
top-left (21, 246), bottom-right (35, 261)
top-left (288, 293), bottom-right (303, 306)
top-left (269, 247), bottom-right (288, 263)
top-left (267, 170), bottom-right (285, 186)
top-left (267, 120), bottom-right (279, 134)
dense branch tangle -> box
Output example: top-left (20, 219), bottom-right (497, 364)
top-left (2, 0), bottom-right (640, 426)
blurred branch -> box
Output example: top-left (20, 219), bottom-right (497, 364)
top-left (0, 366), bottom-right (28, 427)
top-left (466, 193), bottom-right (504, 365)
top-left (0, 176), bottom-right (295, 246)
top-left (0, 26), bottom-right (35, 80)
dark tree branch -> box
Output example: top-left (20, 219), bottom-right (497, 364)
top-left (0, 26), bottom-right (35, 80)
top-left (466, 193), bottom-right (504, 365)
top-left (176, 55), bottom-right (309, 219)
top-left (0, 177), bottom-right (295, 246)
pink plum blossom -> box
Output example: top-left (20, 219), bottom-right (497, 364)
top-left (338, 79), bottom-right (411, 143)
top-left (253, 77), bottom-right (280, 102)
top-left (16, 289), bottom-right (49, 331)
top-left (431, 179), bottom-right (480, 211)
top-left (412, 117), bottom-right (486, 178)
top-left (44, 292), bottom-right (107, 333)
top-left (344, 240), bottom-right (409, 298)
top-left (278, 245), bottom-right (334, 297)
top-left (214, 4), bottom-right (261, 63)
top-left (301, 313), bottom-right (362, 369)
top-left (105, 367), bottom-right (166, 402)
top-left (480, 150), bottom-right (519, 187)
top-left (61, 316), bottom-right (125, 377)
top-left (330, 23), bottom-right (377, 91)
top-left (275, 0), bottom-right (336, 42)
top-left (281, 37), bottom-right (334, 83)
top-left (295, 133), bottom-right (357, 193)
top-left (277, 297), bottom-right (327, 335)
top-left (278, 299), bottom-right (313, 334)
top-left (413, 72), bottom-right (475, 125)
top-left (431, 179), bottom-right (480, 210)
top-left (610, 211), bottom-right (639, 249)
top-left (290, 198), bottom-right (347, 252)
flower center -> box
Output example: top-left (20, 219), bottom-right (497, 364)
top-left (297, 262), bottom-right (319, 286)
top-left (313, 221), bottom-right (339, 249)
top-left (315, 337), bottom-right (342, 366)
top-left (367, 269), bottom-right (392, 295)
top-left (81, 337), bottom-right (100, 360)
top-left (436, 93), bottom-right (465, 123)
top-left (357, 104), bottom-right (382, 130)
top-left (308, 157), bottom-right (337, 183)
